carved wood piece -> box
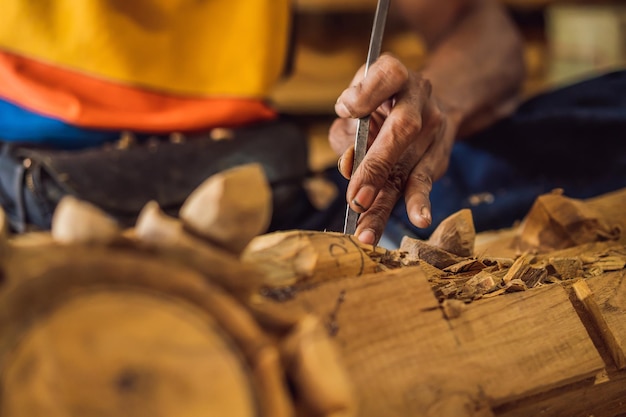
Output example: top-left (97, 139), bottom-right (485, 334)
top-left (134, 201), bottom-right (265, 297)
top-left (518, 191), bottom-right (621, 253)
top-left (428, 208), bottom-right (476, 257)
top-left (282, 315), bottom-right (356, 417)
top-left (51, 195), bottom-right (121, 244)
top-left (242, 231), bottom-right (378, 290)
top-left (179, 163), bottom-right (272, 254)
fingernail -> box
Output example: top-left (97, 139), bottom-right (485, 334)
top-left (352, 186), bottom-right (376, 212)
top-left (337, 155), bottom-right (343, 171)
top-left (420, 206), bottom-right (432, 225)
top-left (357, 229), bottom-right (376, 245)
top-left (335, 99), bottom-right (351, 117)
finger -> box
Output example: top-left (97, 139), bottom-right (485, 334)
top-left (337, 146), bottom-right (355, 179)
top-left (404, 168), bottom-right (434, 229)
top-left (335, 54), bottom-right (409, 118)
top-left (347, 99), bottom-right (439, 214)
top-left (354, 162), bottom-right (411, 245)
top-left (328, 118), bottom-right (357, 155)
top-left (403, 129), bottom-right (451, 228)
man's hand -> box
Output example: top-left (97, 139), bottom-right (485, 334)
top-left (330, 54), bottom-right (457, 245)
top-left (329, 0), bottom-right (524, 246)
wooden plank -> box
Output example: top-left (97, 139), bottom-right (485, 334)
top-left (447, 284), bottom-right (605, 406)
top-left (280, 266), bottom-right (605, 416)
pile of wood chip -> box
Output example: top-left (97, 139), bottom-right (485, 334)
top-left (366, 190), bottom-right (626, 306)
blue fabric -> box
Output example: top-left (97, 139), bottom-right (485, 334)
top-left (0, 99), bottom-right (119, 149)
top-left (384, 69), bottom-right (626, 244)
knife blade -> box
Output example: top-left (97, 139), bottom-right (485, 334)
top-left (343, 0), bottom-right (391, 235)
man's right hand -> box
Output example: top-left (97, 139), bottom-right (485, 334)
top-left (330, 54), bottom-right (458, 246)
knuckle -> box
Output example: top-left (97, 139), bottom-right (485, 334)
top-left (360, 158), bottom-right (394, 186)
top-left (389, 112), bottom-right (423, 140)
top-left (359, 198), bottom-right (394, 232)
top-left (360, 208), bottom-right (387, 230)
top-left (415, 75), bottom-right (432, 96)
top-left (433, 158), bottom-right (449, 180)
top-left (339, 89), bottom-right (363, 117)
top-left (428, 106), bottom-right (445, 128)
top-left (387, 165), bottom-right (408, 194)
top-left (409, 170), bottom-right (433, 191)
top-left (377, 56), bottom-right (410, 86)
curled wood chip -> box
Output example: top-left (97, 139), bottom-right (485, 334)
top-left (505, 279), bottom-right (528, 292)
top-left (400, 237), bottom-right (465, 269)
top-left (444, 259), bottom-right (487, 275)
top-left (459, 270), bottom-right (502, 300)
top-left (481, 288), bottom-right (508, 299)
top-left (590, 256), bottom-right (626, 273)
top-left (433, 281), bottom-right (460, 300)
top-left (500, 253), bottom-right (547, 288)
top-left (546, 257), bottom-right (583, 280)
top-left (481, 257), bottom-right (515, 269)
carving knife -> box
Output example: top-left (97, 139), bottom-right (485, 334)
top-left (343, 0), bottom-right (391, 235)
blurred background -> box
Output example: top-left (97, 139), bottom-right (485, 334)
top-left (271, 0), bottom-right (626, 174)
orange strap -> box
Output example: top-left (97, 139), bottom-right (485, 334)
top-left (0, 51), bottom-right (277, 132)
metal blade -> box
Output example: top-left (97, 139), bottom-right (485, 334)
top-left (343, 0), bottom-right (391, 235)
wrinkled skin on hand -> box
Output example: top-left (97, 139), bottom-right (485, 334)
top-left (330, 54), bottom-right (457, 246)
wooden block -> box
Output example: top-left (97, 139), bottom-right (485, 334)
top-left (448, 284), bottom-right (604, 406)
top-left (278, 266), bottom-right (605, 416)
